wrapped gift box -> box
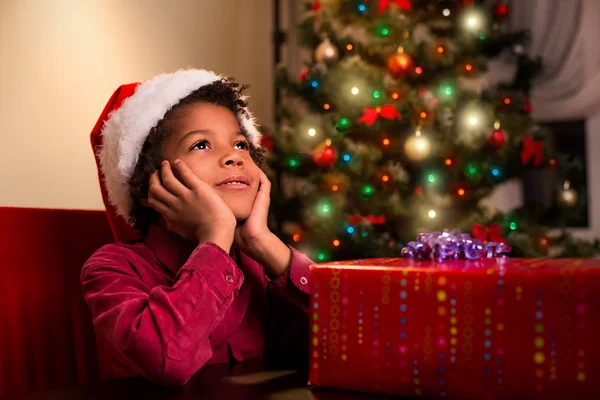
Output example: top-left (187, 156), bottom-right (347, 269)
top-left (308, 258), bottom-right (600, 399)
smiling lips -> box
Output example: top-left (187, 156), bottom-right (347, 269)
top-left (216, 175), bottom-right (250, 190)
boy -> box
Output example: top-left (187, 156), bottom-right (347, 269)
top-left (82, 69), bottom-right (311, 385)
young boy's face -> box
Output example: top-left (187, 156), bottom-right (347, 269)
top-left (161, 102), bottom-right (260, 221)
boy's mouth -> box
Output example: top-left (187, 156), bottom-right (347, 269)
top-left (215, 175), bottom-right (250, 189)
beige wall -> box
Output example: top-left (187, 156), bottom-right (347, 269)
top-left (0, 0), bottom-right (273, 210)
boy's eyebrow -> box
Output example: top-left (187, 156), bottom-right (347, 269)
top-left (179, 129), bottom-right (212, 145)
top-left (179, 130), bottom-right (245, 145)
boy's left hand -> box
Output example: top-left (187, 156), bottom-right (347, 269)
top-left (234, 169), bottom-right (291, 276)
top-left (234, 169), bottom-right (271, 248)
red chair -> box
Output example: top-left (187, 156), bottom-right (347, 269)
top-left (0, 207), bottom-right (113, 396)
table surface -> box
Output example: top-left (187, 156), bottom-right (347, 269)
top-left (7, 358), bottom-right (402, 400)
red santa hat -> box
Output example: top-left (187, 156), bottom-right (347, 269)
top-left (90, 69), bottom-right (262, 242)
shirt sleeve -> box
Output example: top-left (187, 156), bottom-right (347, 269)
top-left (264, 246), bottom-right (313, 369)
top-left (81, 242), bottom-right (241, 386)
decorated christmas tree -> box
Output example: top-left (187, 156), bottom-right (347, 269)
top-left (264, 0), bottom-right (599, 261)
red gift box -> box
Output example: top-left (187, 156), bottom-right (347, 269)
top-left (308, 258), bottom-right (600, 399)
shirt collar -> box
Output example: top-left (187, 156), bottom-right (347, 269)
top-left (144, 223), bottom-right (237, 274)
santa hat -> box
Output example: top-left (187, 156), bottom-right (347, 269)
top-left (90, 69), bottom-right (262, 242)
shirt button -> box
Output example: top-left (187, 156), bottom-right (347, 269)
top-left (225, 275), bottom-right (234, 283)
top-left (300, 276), bottom-right (308, 286)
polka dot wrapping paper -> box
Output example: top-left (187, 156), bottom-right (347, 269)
top-left (308, 258), bottom-right (600, 399)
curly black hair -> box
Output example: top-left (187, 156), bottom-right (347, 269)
top-left (127, 78), bottom-right (266, 236)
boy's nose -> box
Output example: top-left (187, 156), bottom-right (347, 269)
top-left (222, 152), bottom-right (244, 167)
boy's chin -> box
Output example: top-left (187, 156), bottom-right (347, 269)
top-left (232, 210), bottom-right (252, 223)
top-left (222, 200), bottom-right (252, 223)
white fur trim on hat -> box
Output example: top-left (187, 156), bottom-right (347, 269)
top-left (99, 69), bottom-right (262, 222)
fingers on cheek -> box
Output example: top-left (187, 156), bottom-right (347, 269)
top-left (148, 172), bottom-right (160, 190)
top-left (162, 175), bottom-right (176, 190)
top-left (172, 167), bottom-right (184, 183)
top-left (147, 197), bottom-right (166, 213)
top-left (148, 184), bottom-right (161, 199)
top-left (261, 175), bottom-right (271, 190)
top-left (260, 182), bottom-right (271, 196)
top-left (150, 199), bottom-right (176, 220)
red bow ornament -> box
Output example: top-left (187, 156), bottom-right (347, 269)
top-left (260, 132), bottom-right (273, 151)
top-left (348, 215), bottom-right (386, 225)
top-left (520, 136), bottom-right (544, 167)
top-left (366, 215), bottom-right (386, 224)
top-left (357, 105), bottom-right (401, 126)
top-left (378, 0), bottom-right (413, 14)
top-left (347, 215), bottom-right (363, 225)
top-left (472, 223), bottom-right (507, 244)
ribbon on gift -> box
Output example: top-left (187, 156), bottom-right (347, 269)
top-left (401, 230), bottom-right (511, 261)
top-left (378, 0), bottom-right (413, 14)
top-left (520, 136), bottom-right (544, 167)
top-left (348, 215), bottom-right (386, 225)
top-left (472, 223), bottom-right (507, 244)
top-left (357, 105), bottom-right (401, 126)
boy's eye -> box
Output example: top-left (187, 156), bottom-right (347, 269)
top-left (191, 140), bottom-right (209, 150)
top-left (235, 140), bottom-right (250, 150)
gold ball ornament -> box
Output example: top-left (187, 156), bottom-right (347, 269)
top-left (404, 130), bottom-right (431, 161)
top-left (387, 51), bottom-right (413, 77)
top-left (315, 38), bottom-right (339, 65)
top-left (557, 181), bottom-right (578, 208)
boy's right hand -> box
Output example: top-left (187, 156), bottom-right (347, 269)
top-left (147, 159), bottom-right (236, 253)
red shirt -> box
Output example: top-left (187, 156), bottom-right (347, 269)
top-left (81, 223), bottom-right (312, 385)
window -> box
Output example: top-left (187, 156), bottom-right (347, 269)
top-left (524, 120), bottom-right (588, 227)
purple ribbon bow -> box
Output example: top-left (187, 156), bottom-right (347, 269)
top-left (401, 230), bottom-right (511, 261)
